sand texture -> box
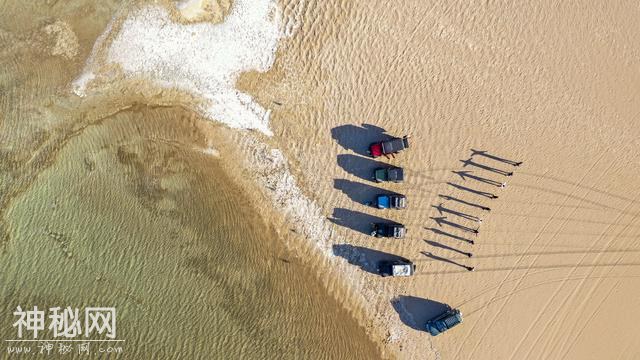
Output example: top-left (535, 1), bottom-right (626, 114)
top-left (0, 1), bottom-right (380, 358)
top-left (252, 0), bottom-right (640, 358)
top-left (2, 0), bottom-right (640, 359)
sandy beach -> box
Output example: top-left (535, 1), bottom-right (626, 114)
top-left (0, 0), bottom-right (381, 358)
top-left (2, 0), bottom-right (640, 359)
top-left (242, 0), bottom-right (640, 358)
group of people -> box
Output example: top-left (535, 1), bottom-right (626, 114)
top-left (433, 150), bottom-right (523, 272)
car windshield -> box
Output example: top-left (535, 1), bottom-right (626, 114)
top-left (383, 138), bottom-right (405, 153)
top-left (375, 169), bottom-right (388, 179)
top-left (377, 195), bottom-right (390, 208)
top-left (393, 226), bottom-right (405, 237)
top-left (392, 264), bottom-right (411, 276)
top-left (388, 168), bottom-right (404, 181)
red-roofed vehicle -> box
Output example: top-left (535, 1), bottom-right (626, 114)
top-left (368, 136), bottom-right (410, 158)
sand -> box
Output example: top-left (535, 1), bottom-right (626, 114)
top-left (73, 0), bottom-right (285, 135)
top-left (3, 0), bottom-right (640, 359)
top-left (0, 1), bottom-right (381, 357)
top-left (243, 0), bottom-right (640, 358)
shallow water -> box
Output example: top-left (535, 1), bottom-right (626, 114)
top-left (0, 1), bottom-right (382, 358)
top-left (0, 107), bottom-right (381, 359)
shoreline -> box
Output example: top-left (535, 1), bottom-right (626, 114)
top-left (0, 101), bottom-right (383, 357)
top-left (200, 126), bottom-right (397, 358)
top-left (232, 1), bottom-right (640, 359)
top-left (0, 0), bottom-right (396, 351)
top-left (5, 0), bottom-right (640, 358)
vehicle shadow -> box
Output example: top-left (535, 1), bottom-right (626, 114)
top-left (391, 295), bottom-right (451, 332)
top-left (332, 244), bottom-right (409, 275)
top-left (331, 123), bottom-right (391, 156)
top-left (328, 208), bottom-right (392, 235)
top-left (336, 154), bottom-right (391, 182)
top-left (334, 179), bottom-right (399, 205)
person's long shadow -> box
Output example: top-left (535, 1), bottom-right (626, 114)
top-left (448, 182), bottom-right (497, 199)
top-left (334, 179), bottom-right (399, 205)
top-left (421, 251), bottom-right (473, 271)
top-left (438, 194), bottom-right (489, 211)
top-left (452, 170), bottom-right (503, 187)
top-left (470, 149), bottom-right (522, 167)
top-left (425, 240), bottom-right (472, 257)
top-left (430, 216), bottom-right (478, 234)
top-left (426, 227), bottom-right (475, 244)
top-left (460, 158), bottom-right (512, 176)
top-left (391, 295), bottom-right (451, 331)
top-left (331, 123), bottom-right (390, 156)
top-left (328, 208), bottom-right (394, 235)
top-left (432, 203), bottom-right (481, 222)
top-left (337, 154), bottom-right (392, 182)
top-left (332, 244), bottom-right (409, 275)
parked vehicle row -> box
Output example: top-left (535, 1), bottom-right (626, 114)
top-left (364, 134), bottom-right (463, 335)
top-left (367, 135), bottom-right (409, 256)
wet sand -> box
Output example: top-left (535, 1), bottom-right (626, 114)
top-left (0, 106), bottom-right (382, 358)
top-left (2, 0), bottom-right (640, 359)
top-left (247, 0), bottom-right (640, 358)
top-left (0, 1), bottom-right (381, 358)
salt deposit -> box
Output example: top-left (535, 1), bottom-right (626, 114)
top-left (73, 0), bottom-right (282, 135)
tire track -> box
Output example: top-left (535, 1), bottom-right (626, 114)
top-left (462, 271), bottom-right (640, 317)
top-left (459, 153), bottom-right (607, 360)
top-left (519, 171), bottom-right (640, 207)
top-left (555, 276), bottom-right (619, 358)
top-left (555, 214), bottom-right (640, 358)
top-left (453, 268), bottom-right (559, 307)
top-left (511, 190), bottom-right (632, 360)
top-left (537, 195), bottom-right (640, 358)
